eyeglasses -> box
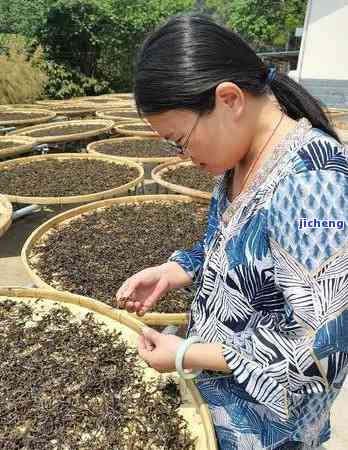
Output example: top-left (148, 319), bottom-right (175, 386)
top-left (161, 113), bottom-right (201, 155)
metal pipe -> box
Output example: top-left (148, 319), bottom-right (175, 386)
top-left (12, 204), bottom-right (41, 221)
top-left (32, 144), bottom-right (49, 155)
top-left (0, 126), bottom-right (16, 134)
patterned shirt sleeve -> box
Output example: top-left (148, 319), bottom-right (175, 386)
top-left (222, 168), bottom-right (348, 421)
top-left (167, 192), bottom-right (220, 286)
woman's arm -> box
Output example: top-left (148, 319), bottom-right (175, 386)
top-left (183, 342), bottom-right (231, 373)
top-left (167, 195), bottom-right (220, 286)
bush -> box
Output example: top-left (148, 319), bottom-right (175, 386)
top-left (0, 36), bottom-right (47, 104)
top-left (41, 61), bottom-right (111, 100)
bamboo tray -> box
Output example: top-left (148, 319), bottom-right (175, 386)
top-left (35, 101), bottom-right (97, 117)
top-left (22, 194), bottom-right (206, 325)
top-left (96, 109), bottom-right (140, 120)
top-left (0, 286), bottom-right (217, 450)
top-left (337, 127), bottom-right (348, 144)
top-left (334, 115), bottom-right (348, 130)
top-left (0, 108), bottom-right (57, 126)
top-left (2, 104), bottom-right (47, 110)
top-left (0, 194), bottom-right (12, 237)
top-left (9, 119), bottom-right (115, 144)
top-left (152, 160), bottom-right (212, 203)
top-left (87, 136), bottom-right (180, 165)
top-left (0, 153), bottom-right (144, 204)
top-left (115, 121), bottom-right (158, 138)
top-left (101, 93), bottom-right (134, 100)
top-left (0, 135), bottom-right (37, 159)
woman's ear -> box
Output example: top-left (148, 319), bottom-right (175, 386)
top-left (215, 82), bottom-right (245, 120)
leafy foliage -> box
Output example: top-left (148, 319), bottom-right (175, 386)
top-left (206, 0), bottom-right (306, 49)
top-left (41, 61), bottom-right (111, 100)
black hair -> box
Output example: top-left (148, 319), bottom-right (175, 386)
top-left (134, 14), bottom-right (341, 143)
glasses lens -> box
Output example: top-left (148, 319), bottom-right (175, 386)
top-left (161, 139), bottom-right (183, 154)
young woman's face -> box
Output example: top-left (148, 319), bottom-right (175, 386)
top-left (144, 82), bottom-right (259, 175)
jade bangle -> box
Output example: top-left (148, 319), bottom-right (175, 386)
top-left (175, 336), bottom-right (204, 380)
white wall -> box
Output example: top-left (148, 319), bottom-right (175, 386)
top-left (298, 0), bottom-right (348, 81)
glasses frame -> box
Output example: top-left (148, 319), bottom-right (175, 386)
top-left (162, 113), bottom-right (201, 156)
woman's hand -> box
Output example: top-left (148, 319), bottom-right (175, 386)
top-left (115, 262), bottom-right (192, 316)
top-left (138, 327), bottom-right (183, 373)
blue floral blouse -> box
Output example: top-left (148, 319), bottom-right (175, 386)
top-left (168, 118), bottom-right (348, 450)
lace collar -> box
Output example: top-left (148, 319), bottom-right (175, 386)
top-left (221, 117), bottom-right (313, 224)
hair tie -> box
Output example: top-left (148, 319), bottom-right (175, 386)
top-left (266, 67), bottom-right (277, 84)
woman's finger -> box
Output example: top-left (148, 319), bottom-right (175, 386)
top-left (138, 278), bottom-right (169, 314)
top-left (126, 300), bottom-right (136, 313)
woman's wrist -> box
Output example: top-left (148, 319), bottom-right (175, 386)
top-left (159, 261), bottom-right (193, 289)
top-left (182, 342), bottom-right (232, 373)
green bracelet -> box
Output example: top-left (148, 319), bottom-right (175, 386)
top-left (175, 336), bottom-right (204, 380)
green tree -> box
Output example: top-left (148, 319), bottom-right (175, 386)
top-left (35, 0), bottom-right (115, 77)
top-left (101, 0), bottom-right (195, 89)
top-left (0, 0), bottom-right (53, 36)
top-left (206, 0), bottom-right (306, 50)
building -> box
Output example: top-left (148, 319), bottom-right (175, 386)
top-left (295, 0), bottom-right (348, 108)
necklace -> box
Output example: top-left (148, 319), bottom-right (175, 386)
top-left (228, 111), bottom-right (285, 202)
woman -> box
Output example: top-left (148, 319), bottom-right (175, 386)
top-left (116, 14), bottom-right (348, 450)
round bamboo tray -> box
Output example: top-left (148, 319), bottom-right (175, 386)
top-left (36, 100), bottom-right (92, 107)
top-left (22, 194), bottom-right (206, 325)
top-left (87, 136), bottom-right (180, 178)
top-left (334, 115), bottom-right (348, 130)
top-left (101, 93), bottom-right (134, 100)
top-left (327, 107), bottom-right (348, 116)
top-left (35, 101), bottom-right (97, 118)
top-left (0, 153), bottom-right (144, 204)
top-left (0, 194), bottom-right (12, 237)
top-left (115, 121), bottom-right (158, 138)
top-left (9, 119), bottom-right (115, 144)
top-left (152, 160), bottom-right (213, 203)
top-left (87, 136), bottom-right (180, 165)
top-left (337, 127), bottom-right (348, 144)
top-left (0, 135), bottom-right (37, 159)
top-left (0, 108), bottom-right (57, 127)
top-left (0, 286), bottom-right (217, 450)
top-left (91, 102), bottom-right (135, 112)
top-left (2, 104), bottom-right (45, 110)
top-left (79, 97), bottom-right (132, 107)
top-left (96, 109), bottom-right (140, 120)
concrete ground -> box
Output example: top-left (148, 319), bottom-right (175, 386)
top-left (1, 185), bottom-right (348, 449)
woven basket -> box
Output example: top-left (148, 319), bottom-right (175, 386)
top-left (21, 194), bottom-right (207, 325)
top-left (9, 119), bottom-right (115, 144)
top-left (334, 115), bottom-right (348, 130)
top-left (327, 108), bottom-right (348, 116)
top-left (2, 104), bottom-right (46, 110)
top-left (79, 97), bottom-right (134, 108)
top-left (35, 101), bottom-right (97, 118)
top-left (115, 121), bottom-right (158, 138)
top-left (101, 93), bottom-right (134, 100)
top-left (0, 194), bottom-right (12, 237)
top-left (0, 108), bottom-right (57, 127)
top-left (0, 135), bottom-right (37, 159)
top-left (87, 136), bottom-right (180, 165)
top-left (152, 160), bottom-right (212, 203)
top-left (0, 153), bottom-right (144, 204)
top-left (96, 109), bottom-right (140, 120)
top-left (0, 286), bottom-right (217, 450)
top-left (337, 127), bottom-right (348, 144)
top-left (87, 137), bottom-right (180, 178)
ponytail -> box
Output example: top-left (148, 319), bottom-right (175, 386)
top-left (269, 73), bottom-right (341, 142)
